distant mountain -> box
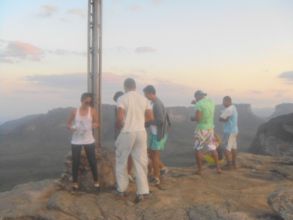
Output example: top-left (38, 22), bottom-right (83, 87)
top-left (249, 103), bottom-right (293, 120)
top-left (270, 103), bottom-right (293, 119)
top-left (0, 104), bottom-right (264, 191)
top-left (252, 107), bottom-right (274, 118)
top-left (0, 117), bottom-right (10, 126)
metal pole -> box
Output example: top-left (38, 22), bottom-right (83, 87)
top-left (88, 0), bottom-right (102, 147)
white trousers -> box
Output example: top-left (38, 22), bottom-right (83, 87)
top-left (115, 131), bottom-right (149, 195)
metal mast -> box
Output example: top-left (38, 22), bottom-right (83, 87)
top-left (88, 0), bottom-right (102, 147)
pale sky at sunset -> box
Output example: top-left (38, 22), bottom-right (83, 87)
top-left (1, 0), bottom-right (293, 121)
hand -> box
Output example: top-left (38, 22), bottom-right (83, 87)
top-left (92, 123), bottom-right (99, 129)
top-left (191, 100), bottom-right (196, 105)
top-left (67, 124), bottom-right (76, 131)
top-left (116, 121), bottom-right (123, 130)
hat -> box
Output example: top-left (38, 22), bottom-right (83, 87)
top-left (194, 90), bottom-right (207, 97)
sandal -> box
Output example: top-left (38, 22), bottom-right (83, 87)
top-left (94, 182), bottom-right (100, 192)
top-left (216, 168), bottom-right (222, 174)
top-left (72, 183), bottom-right (80, 190)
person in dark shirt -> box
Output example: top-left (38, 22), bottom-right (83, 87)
top-left (144, 85), bottom-right (171, 185)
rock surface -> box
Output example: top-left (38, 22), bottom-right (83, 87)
top-left (0, 153), bottom-right (292, 220)
top-left (268, 188), bottom-right (293, 220)
top-left (250, 113), bottom-right (293, 157)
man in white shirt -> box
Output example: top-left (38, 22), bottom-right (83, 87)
top-left (219, 96), bottom-right (239, 169)
top-left (115, 78), bottom-right (153, 203)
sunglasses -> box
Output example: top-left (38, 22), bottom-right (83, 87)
top-left (84, 100), bottom-right (92, 105)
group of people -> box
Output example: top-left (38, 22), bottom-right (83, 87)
top-left (67, 77), bottom-right (239, 203)
top-left (191, 91), bottom-right (238, 175)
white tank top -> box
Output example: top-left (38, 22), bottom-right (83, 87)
top-left (71, 107), bottom-right (95, 145)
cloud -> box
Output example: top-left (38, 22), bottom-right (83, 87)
top-left (0, 39), bottom-right (7, 44)
top-left (48, 49), bottom-right (86, 56)
top-left (128, 1), bottom-right (163, 12)
top-left (129, 4), bottom-right (144, 12)
top-left (24, 72), bottom-right (123, 91)
top-left (0, 57), bottom-right (14, 63)
top-left (23, 72), bottom-right (194, 106)
top-left (151, 0), bottom-right (163, 5)
top-left (67, 8), bottom-right (86, 19)
top-left (25, 73), bottom-right (86, 89)
top-left (0, 41), bottom-right (45, 62)
top-left (135, 47), bottom-right (157, 54)
top-left (38, 5), bottom-right (58, 17)
top-left (0, 40), bottom-right (86, 63)
top-left (249, 90), bottom-right (262, 95)
top-left (279, 71), bottom-right (293, 83)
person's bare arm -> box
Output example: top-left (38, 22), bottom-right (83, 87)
top-left (219, 117), bottom-right (229, 122)
top-left (116, 107), bottom-right (125, 129)
top-left (145, 109), bottom-right (154, 123)
top-left (195, 110), bottom-right (202, 122)
top-left (91, 108), bottom-right (99, 128)
top-left (191, 100), bottom-right (196, 105)
top-left (219, 109), bottom-right (232, 122)
top-left (67, 109), bottom-right (76, 130)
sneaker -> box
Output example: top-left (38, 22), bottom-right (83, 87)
top-left (94, 182), bottom-right (100, 192)
top-left (160, 167), bottom-right (169, 176)
top-left (149, 177), bottom-right (160, 186)
top-left (72, 183), bottom-right (80, 191)
top-left (134, 193), bottom-right (150, 204)
top-left (113, 190), bottom-right (127, 198)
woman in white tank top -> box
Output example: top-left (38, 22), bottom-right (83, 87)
top-left (71, 105), bottom-right (95, 145)
top-left (67, 93), bottom-right (100, 190)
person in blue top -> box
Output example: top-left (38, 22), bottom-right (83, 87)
top-left (219, 96), bottom-right (238, 169)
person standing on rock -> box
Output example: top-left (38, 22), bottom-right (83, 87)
top-left (67, 92), bottom-right (100, 190)
top-left (143, 85), bottom-right (170, 186)
top-left (191, 90), bottom-right (222, 174)
top-left (115, 78), bottom-right (153, 202)
top-left (219, 96), bottom-right (238, 169)
top-left (113, 91), bottom-right (134, 182)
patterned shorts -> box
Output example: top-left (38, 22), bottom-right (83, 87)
top-left (194, 129), bottom-right (217, 152)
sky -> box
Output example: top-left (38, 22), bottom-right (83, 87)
top-left (1, 0), bottom-right (293, 121)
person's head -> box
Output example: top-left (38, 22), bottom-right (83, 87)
top-left (194, 90), bottom-right (207, 101)
top-left (143, 85), bottom-right (156, 101)
top-left (113, 91), bottom-right (124, 103)
top-left (124, 78), bottom-right (136, 92)
top-left (223, 96), bottom-right (232, 107)
top-left (80, 92), bottom-right (93, 107)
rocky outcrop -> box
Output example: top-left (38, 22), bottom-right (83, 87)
top-left (188, 205), bottom-right (253, 220)
top-left (268, 188), bottom-right (293, 220)
top-left (0, 179), bottom-right (58, 219)
top-left (0, 153), bottom-right (292, 220)
top-left (250, 113), bottom-right (293, 156)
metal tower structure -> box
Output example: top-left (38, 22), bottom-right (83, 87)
top-left (88, 0), bottom-right (102, 147)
